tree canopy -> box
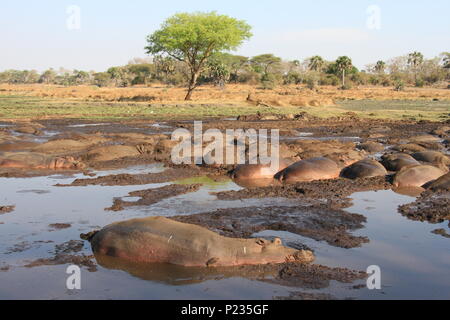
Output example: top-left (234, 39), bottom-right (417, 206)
top-left (145, 12), bottom-right (252, 100)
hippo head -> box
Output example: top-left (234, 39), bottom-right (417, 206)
top-left (252, 237), bottom-right (315, 265)
top-left (48, 157), bottom-right (86, 170)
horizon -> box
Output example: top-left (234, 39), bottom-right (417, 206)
top-left (1, 0), bottom-right (449, 72)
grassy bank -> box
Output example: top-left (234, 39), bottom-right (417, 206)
top-left (0, 94), bottom-right (448, 122)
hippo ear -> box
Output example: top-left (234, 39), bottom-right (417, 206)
top-left (272, 238), bottom-right (282, 245)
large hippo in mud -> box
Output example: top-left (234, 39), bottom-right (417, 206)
top-left (393, 165), bottom-right (448, 188)
top-left (89, 217), bottom-right (314, 267)
top-left (275, 157), bottom-right (340, 183)
top-left (381, 153), bottom-right (420, 171)
top-left (340, 159), bottom-right (387, 179)
top-left (0, 153), bottom-right (85, 170)
top-left (230, 158), bottom-right (293, 180)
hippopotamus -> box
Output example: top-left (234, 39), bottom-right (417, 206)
top-left (230, 158), bottom-right (292, 180)
top-left (411, 151), bottom-right (450, 166)
top-left (89, 217), bottom-right (314, 267)
top-left (340, 159), bottom-right (387, 179)
top-left (0, 153), bottom-right (85, 170)
top-left (275, 157), bottom-right (340, 183)
top-left (393, 165), bottom-right (447, 188)
top-left (424, 172), bottom-right (450, 191)
top-left (381, 153), bottom-right (421, 171)
top-left (358, 141), bottom-right (384, 153)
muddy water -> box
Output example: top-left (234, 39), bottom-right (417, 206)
top-left (0, 170), bottom-right (449, 299)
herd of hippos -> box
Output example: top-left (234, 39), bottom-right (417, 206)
top-left (86, 150), bottom-right (450, 268)
top-left (1, 128), bottom-right (450, 268)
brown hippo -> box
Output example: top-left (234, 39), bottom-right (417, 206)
top-left (89, 217), bottom-right (314, 267)
top-left (381, 153), bottom-right (420, 171)
top-left (424, 172), bottom-right (450, 191)
top-left (393, 165), bottom-right (447, 188)
top-left (358, 141), bottom-right (384, 153)
top-left (230, 158), bottom-right (292, 180)
top-left (411, 151), bottom-right (450, 166)
top-left (275, 157), bottom-right (340, 183)
top-left (341, 159), bottom-right (387, 179)
top-left (0, 153), bottom-right (84, 170)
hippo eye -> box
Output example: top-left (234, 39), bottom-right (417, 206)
top-left (256, 239), bottom-right (265, 246)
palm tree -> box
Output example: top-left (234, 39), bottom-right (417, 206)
top-left (442, 52), bottom-right (450, 69)
top-left (408, 51), bottom-right (424, 81)
top-left (335, 56), bottom-right (353, 87)
top-left (308, 55), bottom-right (325, 72)
top-left (374, 60), bottom-right (386, 73)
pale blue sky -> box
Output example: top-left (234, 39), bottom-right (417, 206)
top-left (1, 0), bottom-right (449, 71)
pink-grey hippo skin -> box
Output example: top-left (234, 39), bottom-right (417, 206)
top-left (90, 217), bottom-right (315, 267)
top-left (230, 158), bottom-right (292, 180)
top-left (0, 155), bottom-right (85, 170)
top-left (393, 165), bottom-right (448, 188)
top-left (340, 159), bottom-right (387, 179)
top-left (381, 153), bottom-right (420, 172)
top-left (275, 157), bottom-right (340, 183)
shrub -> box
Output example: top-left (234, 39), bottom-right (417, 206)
top-left (415, 78), bottom-right (425, 88)
top-left (260, 73), bottom-right (277, 90)
top-left (394, 80), bottom-right (405, 91)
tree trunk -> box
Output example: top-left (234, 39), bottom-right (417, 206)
top-left (342, 70), bottom-right (345, 87)
top-left (185, 71), bottom-right (199, 101)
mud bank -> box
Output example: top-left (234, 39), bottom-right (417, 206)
top-left (56, 166), bottom-right (204, 187)
top-left (399, 191), bottom-right (450, 223)
top-left (105, 184), bottom-right (202, 211)
top-left (214, 176), bottom-right (392, 208)
top-left (172, 205), bottom-right (368, 249)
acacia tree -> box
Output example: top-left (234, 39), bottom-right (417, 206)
top-left (335, 56), bottom-right (353, 87)
top-left (145, 12), bottom-right (252, 100)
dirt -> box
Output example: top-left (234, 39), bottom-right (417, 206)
top-left (398, 191), bottom-right (450, 223)
top-left (270, 263), bottom-right (366, 289)
top-left (214, 176), bottom-right (392, 209)
top-left (432, 229), bottom-right (450, 239)
top-left (56, 166), bottom-right (204, 187)
top-left (105, 184), bottom-right (202, 211)
top-left (24, 240), bottom-right (97, 272)
top-left (48, 223), bottom-right (72, 230)
top-left (0, 205), bottom-right (15, 214)
top-left (172, 205), bottom-right (368, 249)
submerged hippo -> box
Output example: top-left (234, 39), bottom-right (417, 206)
top-left (393, 165), bottom-right (447, 188)
top-left (340, 159), bottom-right (387, 179)
top-left (89, 217), bottom-right (314, 267)
top-left (275, 157), bottom-right (340, 183)
top-left (381, 153), bottom-right (421, 172)
top-left (0, 154), bottom-right (84, 170)
top-left (230, 158), bottom-right (292, 180)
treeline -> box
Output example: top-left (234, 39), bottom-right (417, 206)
top-left (1, 52), bottom-right (449, 90)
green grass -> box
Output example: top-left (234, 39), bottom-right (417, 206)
top-left (335, 99), bottom-right (450, 121)
top-left (0, 95), bottom-right (300, 120)
top-left (0, 95), bottom-right (448, 122)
